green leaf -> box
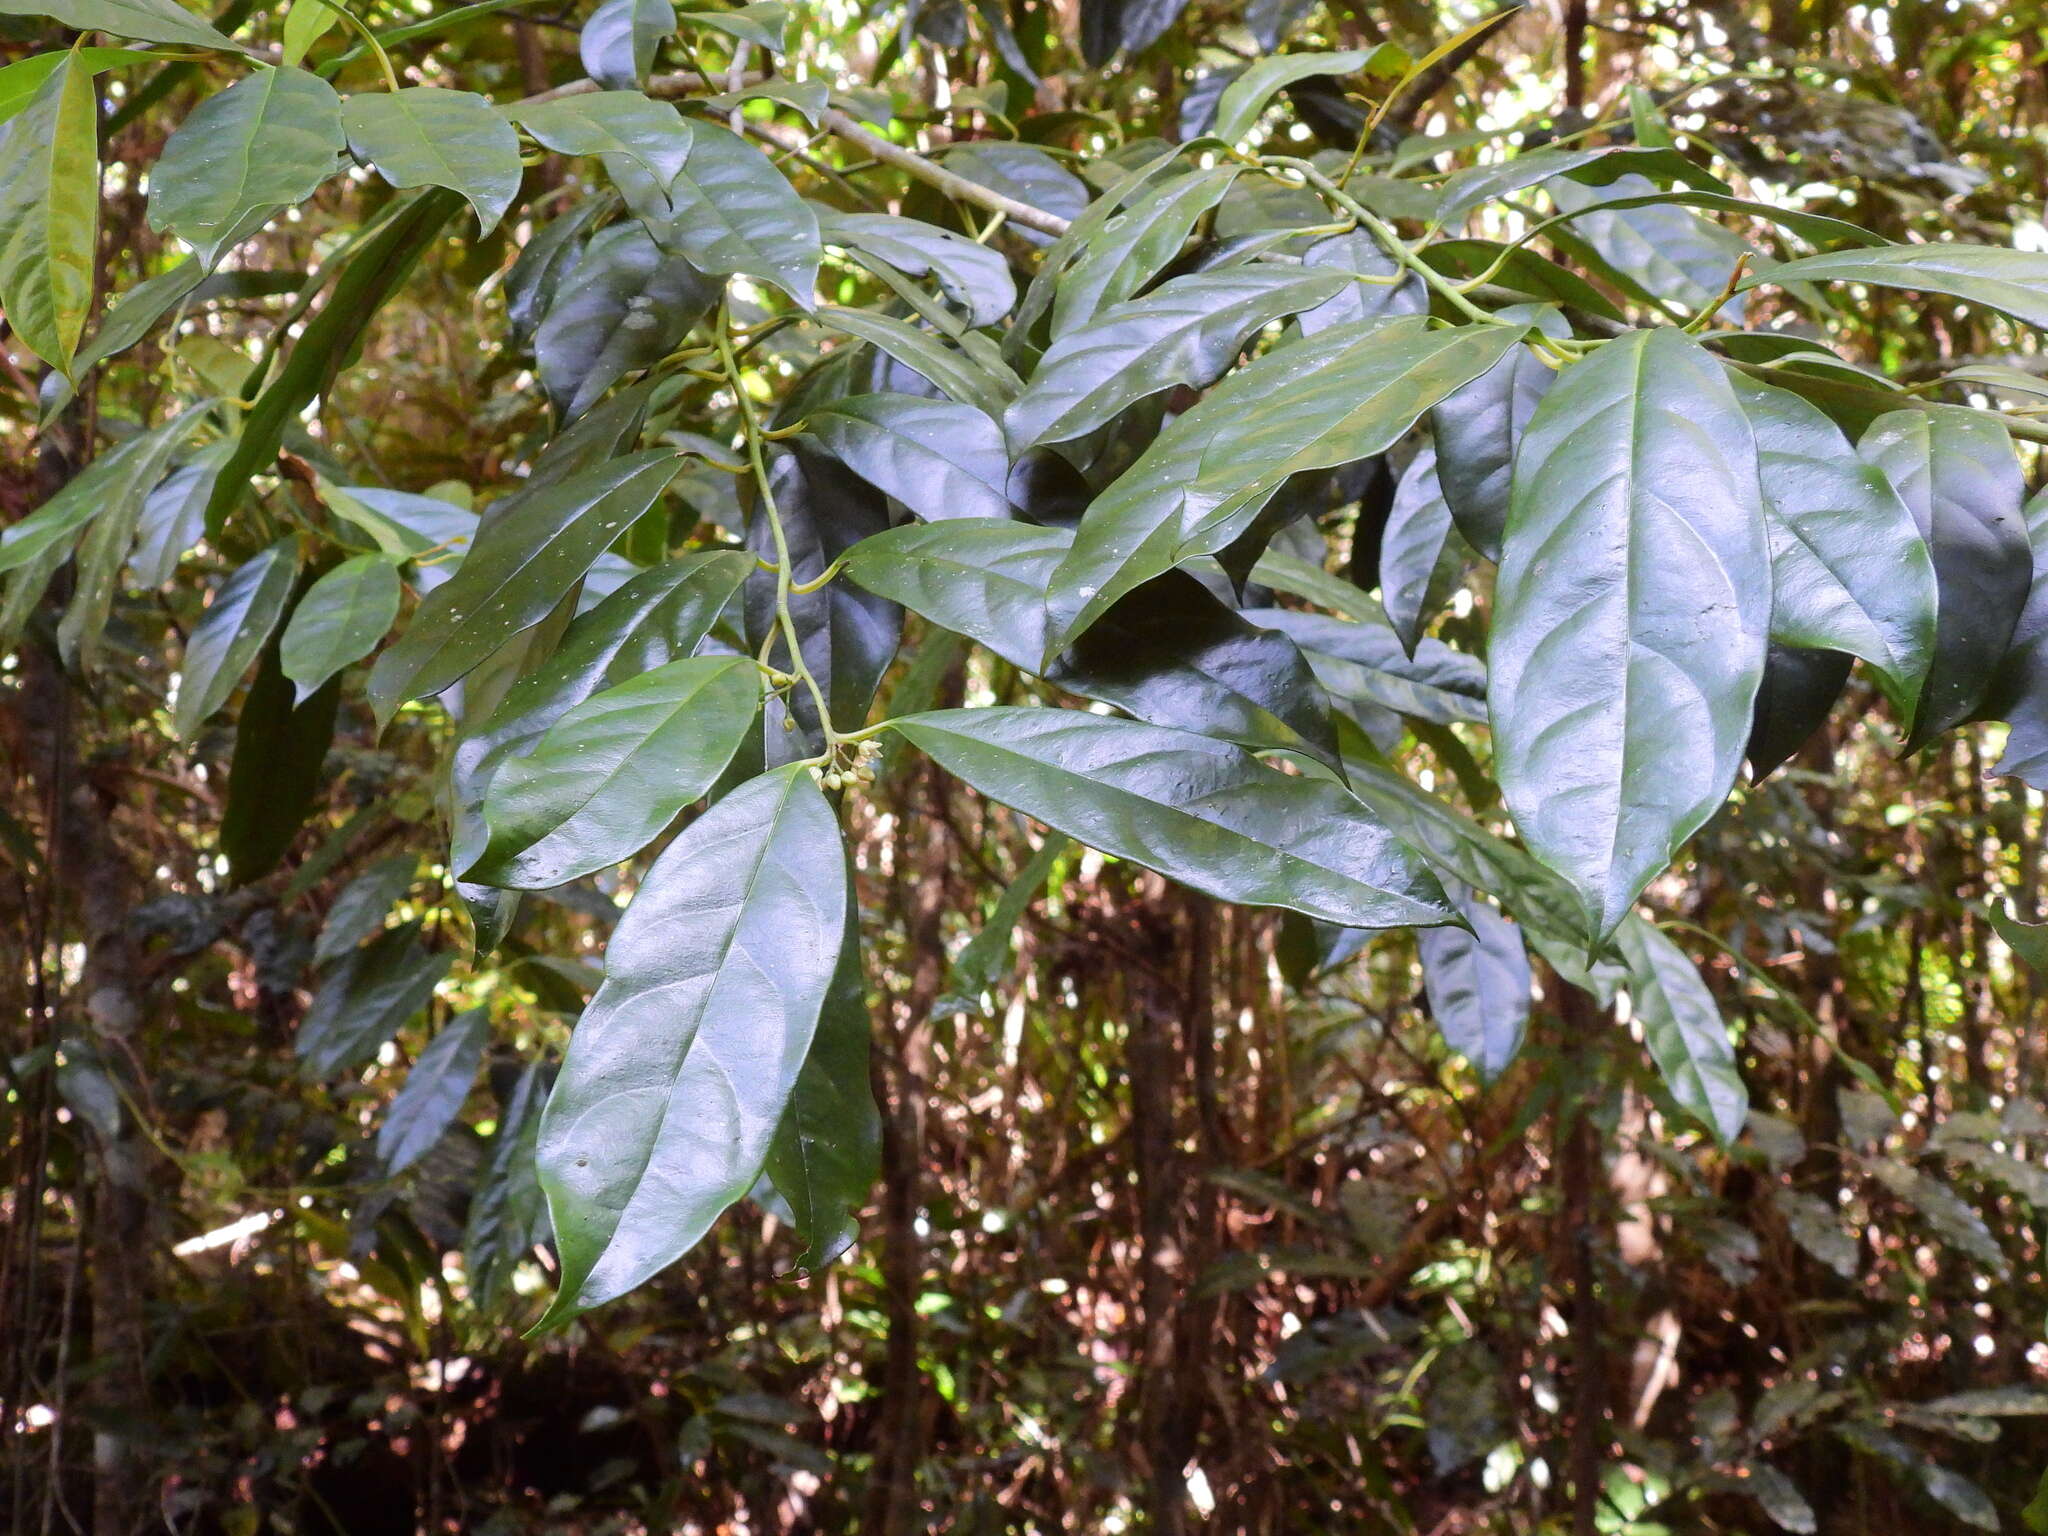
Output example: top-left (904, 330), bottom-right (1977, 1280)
top-left (533, 764), bottom-right (846, 1326)
top-left (1731, 375), bottom-right (1936, 715)
top-left (1743, 241), bottom-right (2048, 334)
top-left (1547, 173), bottom-right (1750, 319)
top-left (534, 220), bottom-right (718, 419)
top-left (941, 832), bottom-right (1069, 1008)
top-left (0, 0), bottom-right (254, 52)
top-left (1417, 885), bottom-right (1530, 1082)
top-left (296, 921), bottom-right (451, 1077)
top-left (1046, 315), bottom-right (1528, 655)
top-left (174, 539), bottom-right (298, 741)
top-left (819, 211), bottom-right (1015, 329)
top-left (1738, 1463), bottom-right (1817, 1535)
top-left (1922, 1388), bottom-right (2048, 1418)
top-left (763, 877), bottom-right (878, 1271)
top-left (892, 707), bottom-right (1452, 928)
top-left (1295, 229), bottom-right (1426, 335)
top-left (1251, 604), bottom-right (1486, 727)
top-left (1208, 45), bottom-right (1403, 145)
top-left (465, 1061), bottom-right (551, 1309)
top-left (1860, 408), bottom-right (2029, 749)
top-left (581, 0), bottom-right (676, 88)
top-left (313, 852), bottom-right (418, 965)
top-left (0, 47), bottom-right (146, 126)
top-left (131, 436), bottom-right (232, 586)
top-left (604, 115), bottom-right (819, 306)
top-left (1614, 919), bottom-right (1747, 1144)
top-left (219, 636), bottom-right (340, 883)
top-left (378, 1008), bottom-right (489, 1174)
top-left (0, 51), bottom-right (98, 373)
top-left (470, 655), bottom-right (760, 888)
top-left (1992, 902), bottom-right (2048, 978)
top-left (508, 90), bottom-right (693, 184)
top-left (147, 66), bottom-right (345, 265)
top-left (367, 449), bottom-right (681, 722)
top-left (1490, 328), bottom-right (1769, 939)
top-left (803, 393), bottom-right (1011, 523)
top-left (1427, 305), bottom-right (1569, 562)
top-left (1916, 1465), bottom-right (2000, 1532)
top-left (1745, 644), bottom-right (1851, 782)
top-left (841, 518), bottom-right (1064, 669)
top-left (1050, 164), bottom-right (1236, 336)
top-left (816, 306), bottom-right (1012, 417)
top-left (279, 553), bottom-right (403, 703)
top-left (341, 87), bottom-right (523, 235)
top-left (1770, 1187), bottom-right (1858, 1278)
top-left (1378, 440), bottom-right (1469, 656)
top-left (1434, 144), bottom-right (1732, 228)
top-left (1002, 268), bottom-right (1346, 449)
top-left (678, 0), bottom-right (786, 52)
top-left (279, 0), bottom-right (339, 66)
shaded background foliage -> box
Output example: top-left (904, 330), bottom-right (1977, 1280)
top-left (7, 0), bottom-right (2048, 1533)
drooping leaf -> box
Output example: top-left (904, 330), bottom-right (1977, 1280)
top-left (1489, 328), bottom-right (1769, 939)
top-left (174, 539), bottom-right (299, 741)
top-left (297, 922), bottom-right (452, 1078)
top-left (1078, 0), bottom-right (1190, 64)
top-left (819, 211), bottom-right (1016, 329)
top-left (367, 450), bottom-right (681, 721)
top-left (131, 437), bottom-right (233, 587)
top-left (1869, 1159), bottom-right (2009, 1275)
top-left (802, 393), bottom-right (1011, 523)
top-left (378, 1008), bottom-right (490, 1174)
top-left (1002, 268), bottom-right (1346, 449)
top-left (534, 220), bottom-right (718, 419)
top-left (508, 90), bottom-right (692, 183)
top-left (840, 517), bottom-right (1064, 669)
top-left (940, 832), bottom-right (1070, 1008)
top-left (1744, 644), bottom-right (1852, 782)
top-left (506, 194), bottom-right (612, 348)
top-left (470, 656), bottom-right (760, 888)
top-left (314, 853), bottom-right (419, 966)
top-left (1378, 440), bottom-right (1468, 656)
top-left (1417, 884), bottom-right (1530, 1082)
top-left (341, 87), bottom-right (523, 235)
top-left (1428, 306), bottom-right (1569, 562)
top-left (893, 707), bottom-right (1452, 928)
top-left (1208, 46), bottom-right (1404, 145)
top-left (1859, 407), bottom-right (2028, 749)
top-left (1248, 605), bottom-right (1487, 726)
top-left (1294, 229), bottom-right (1426, 336)
top-left (1771, 1187), bottom-right (1858, 1278)
top-left (1738, 1464), bottom-right (1818, 1535)
top-left (1046, 315), bottom-right (1528, 655)
top-left (816, 306), bottom-right (1012, 417)
top-left (1547, 173), bottom-right (1749, 320)
top-left (0, 52), bottom-right (97, 374)
top-left (1049, 164), bottom-right (1236, 336)
top-left (1731, 375), bottom-right (1936, 714)
top-left (0, 0), bottom-right (254, 53)
top-left (1743, 241), bottom-right (2048, 334)
top-left (1979, 489), bottom-right (2048, 786)
top-left (219, 621), bottom-right (341, 883)
top-left (147, 66), bottom-right (345, 265)
top-left (581, 0), bottom-right (676, 88)
top-left (533, 765), bottom-right (846, 1327)
top-left (280, 0), bottom-right (338, 66)
top-left (278, 553), bottom-right (403, 704)
top-left (0, 49), bottom-right (140, 127)
top-left (763, 870), bottom-right (878, 1271)
top-left (1433, 144), bottom-right (1731, 229)
top-left (1614, 918), bottom-right (1747, 1144)
top-left (942, 141), bottom-right (1091, 248)
top-left (465, 1061), bottom-right (551, 1308)
top-left (1993, 902), bottom-right (2048, 979)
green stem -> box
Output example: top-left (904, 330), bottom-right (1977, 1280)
top-left (303, 0), bottom-right (400, 90)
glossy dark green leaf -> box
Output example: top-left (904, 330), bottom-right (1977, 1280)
top-left (1983, 488), bottom-right (2048, 787)
top-left (471, 655), bottom-right (759, 888)
top-left (679, 0), bottom-right (787, 51)
top-left (533, 765), bottom-right (845, 1327)
top-left (1417, 884), bottom-right (1529, 1082)
top-left (803, 393), bottom-right (1011, 523)
top-left (131, 436), bottom-right (232, 587)
top-left (174, 539), bottom-right (298, 741)
top-left (1428, 306), bottom-right (1569, 562)
top-left (763, 874), bottom-right (878, 1271)
top-left (1003, 268), bottom-right (1346, 449)
top-left (449, 550), bottom-right (751, 878)
top-left (1049, 569), bottom-right (1340, 766)
top-left (1294, 230), bottom-right (1425, 336)
top-left (894, 707), bottom-right (1451, 927)
top-left (147, 66), bottom-right (344, 264)
top-left (297, 922), bottom-right (451, 1078)
top-left (1490, 328), bottom-right (1769, 939)
top-left (1434, 144), bottom-right (1731, 228)
top-left (1745, 644), bottom-right (1851, 782)
top-left (1378, 440), bottom-right (1468, 656)
top-left (1859, 407), bottom-right (2028, 749)
top-left (817, 306), bottom-right (1011, 417)
top-left (1208, 46), bottom-right (1403, 144)
top-left (314, 853), bottom-right (418, 966)
top-left (1731, 375), bottom-right (1935, 714)
top-left (602, 116), bottom-right (819, 306)
top-left (1615, 918), bottom-right (1747, 1144)
top-left (0, 53), bottom-right (97, 374)
top-left (506, 194), bottom-right (612, 348)
top-left (1047, 315), bottom-right (1528, 655)
top-left (1079, 0), bottom-right (1189, 64)
top-left (378, 1008), bottom-right (490, 1174)
top-left (942, 141), bottom-right (1091, 249)
top-left (1050, 164), bottom-right (1235, 336)
top-left (841, 518), bottom-right (1064, 669)
top-left (0, 0), bottom-right (253, 52)
top-left (1993, 902), bottom-right (2048, 978)
top-left (1547, 173), bottom-right (1750, 319)
top-left (581, 0), bottom-right (675, 87)
top-left (466, 1062), bottom-right (552, 1307)
top-left (535, 220), bottom-right (718, 419)
top-left (1742, 242), bottom-right (2048, 333)
top-left (367, 449), bottom-right (680, 721)
top-left (744, 444), bottom-right (901, 756)
top-left (277, 552), bottom-right (402, 704)
top-left (341, 87), bottom-right (523, 235)
top-left (219, 634), bottom-right (340, 883)
top-left (1250, 605), bottom-right (1486, 726)
top-left (509, 90), bottom-right (691, 183)
top-left (819, 211), bottom-right (1015, 329)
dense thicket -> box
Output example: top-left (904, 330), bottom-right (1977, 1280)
top-left (8, 1), bottom-right (2048, 1533)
